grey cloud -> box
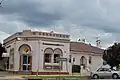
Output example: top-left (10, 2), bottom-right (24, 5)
top-left (0, 0), bottom-right (64, 27)
top-left (0, 21), bottom-right (18, 34)
top-left (1, 0), bottom-right (120, 33)
top-left (0, 0), bottom-right (120, 48)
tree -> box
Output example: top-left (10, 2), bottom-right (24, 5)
top-left (103, 43), bottom-right (120, 69)
top-left (0, 43), bottom-right (6, 60)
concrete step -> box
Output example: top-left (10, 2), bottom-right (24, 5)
top-left (16, 71), bottom-right (31, 75)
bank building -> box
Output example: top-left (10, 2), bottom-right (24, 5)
top-left (3, 30), bottom-right (103, 75)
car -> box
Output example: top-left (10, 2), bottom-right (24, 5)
top-left (91, 67), bottom-right (120, 79)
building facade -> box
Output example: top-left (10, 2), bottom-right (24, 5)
top-left (70, 42), bottom-right (104, 74)
top-left (3, 30), bottom-right (71, 75)
top-left (3, 30), bottom-right (104, 75)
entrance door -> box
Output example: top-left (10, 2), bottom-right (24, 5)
top-left (72, 65), bottom-right (81, 73)
top-left (21, 54), bottom-right (32, 71)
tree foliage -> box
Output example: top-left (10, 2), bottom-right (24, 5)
top-left (0, 43), bottom-right (6, 60)
top-left (103, 43), bottom-right (120, 68)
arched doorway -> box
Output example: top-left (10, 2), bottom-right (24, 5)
top-left (80, 56), bottom-right (87, 69)
top-left (18, 44), bottom-right (32, 72)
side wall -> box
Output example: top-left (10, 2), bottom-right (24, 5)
top-left (71, 51), bottom-right (103, 73)
top-left (91, 55), bottom-right (103, 71)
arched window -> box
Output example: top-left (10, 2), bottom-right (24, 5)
top-left (44, 48), bottom-right (53, 63)
top-left (53, 48), bottom-right (63, 63)
top-left (80, 56), bottom-right (87, 69)
top-left (44, 48), bottom-right (63, 70)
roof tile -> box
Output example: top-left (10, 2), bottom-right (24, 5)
top-left (70, 42), bottom-right (104, 54)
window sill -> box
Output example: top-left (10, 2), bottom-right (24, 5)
top-left (45, 63), bottom-right (52, 65)
top-left (45, 63), bottom-right (60, 66)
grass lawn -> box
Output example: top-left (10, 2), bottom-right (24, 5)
top-left (23, 74), bottom-right (89, 79)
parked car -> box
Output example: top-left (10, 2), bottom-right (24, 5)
top-left (91, 67), bottom-right (120, 79)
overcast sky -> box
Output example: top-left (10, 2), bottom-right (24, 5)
top-left (0, 0), bottom-right (120, 48)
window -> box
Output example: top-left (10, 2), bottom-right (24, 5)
top-left (97, 68), bottom-right (112, 72)
top-left (69, 55), bottom-right (72, 62)
top-left (54, 48), bottom-right (62, 63)
top-left (23, 55), bottom-right (27, 64)
top-left (46, 33), bottom-right (48, 36)
top-left (104, 68), bottom-right (110, 71)
top-left (53, 34), bottom-right (55, 36)
top-left (97, 68), bottom-right (105, 71)
top-left (44, 48), bottom-right (62, 70)
top-left (63, 35), bottom-right (65, 38)
top-left (54, 54), bottom-right (60, 63)
top-left (80, 56), bottom-right (87, 65)
top-left (49, 34), bottom-right (52, 36)
top-left (73, 58), bottom-right (75, 62)
top-left (43, 33), bottom-right (45, 35)
top-left (28, 56), bottom-right (31, 64)
top-left (55, 34), bottom-right (58, 37)
top-left (39, 32), bottom-right (41, 35)
top-left (32, 32), bottom-right (36, 35)
top-left (80, 56), bottom-right (87, 69)
top-left (44, 54), bottom-right (51, 63)
top-left (89, 56), bottom-right (92, 64)
top-left (18, 32), bottom-right (22, 35)
top-left (59, 35), bottom-right (62, 37)
top-left (66, 35), bottom-right (69, 38)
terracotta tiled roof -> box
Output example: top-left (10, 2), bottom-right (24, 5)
top-left (70, 42), bottom-right (104, 54)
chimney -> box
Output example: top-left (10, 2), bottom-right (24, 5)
top-left (82, 38), bottom-right (85, 43)
top-left (78, 38), bottom-right (86, 43)
top-left (50, 31), bottom-right (54, 34)
top-left (96, 37), bottom-right (101, 48)
top-left (89, 43), bottom-right (91, 46)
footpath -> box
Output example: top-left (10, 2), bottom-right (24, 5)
top-left (0, 71), bottom-right (90, 80)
